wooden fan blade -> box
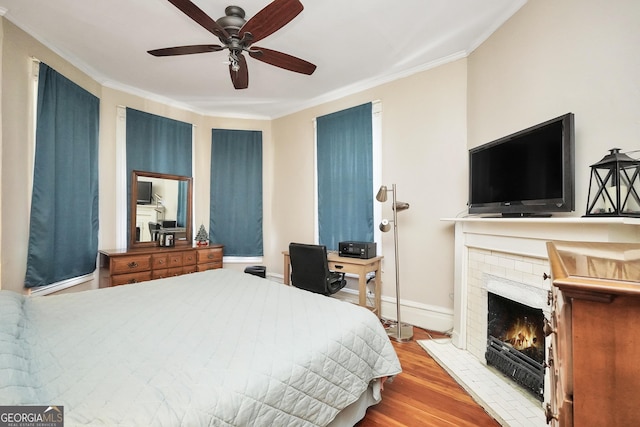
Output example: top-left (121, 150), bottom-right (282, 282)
top-left (168, 0), bottom-right (230, 40)
top-left (229, 54), bottom-right (249, 89)
top-left (249, 47), bottom-right (316, 75)
top-left (239, 0), bottom-right (303, 44)
top-left (148, 45), bottom-right (225, 57)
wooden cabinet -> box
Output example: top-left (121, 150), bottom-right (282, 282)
top-left (196, 247), bottom-right (223, 272)
top-left (546, 241), bottom-right (640, 427)
top-left (99, 245), bottom-right (224, 287)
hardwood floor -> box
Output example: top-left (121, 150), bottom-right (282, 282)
top-left (357, 327), bottom-right (500, 427)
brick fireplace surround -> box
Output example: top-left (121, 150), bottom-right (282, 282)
top-left (420, 217), bottom-right (640, 426)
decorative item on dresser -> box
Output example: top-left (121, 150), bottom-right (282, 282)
top-left (99, 245), bottom-right (223, 287)
top-left (545, 241), bottom-right (640, 427)
top-left (195, 224), bottom-right (210, 246)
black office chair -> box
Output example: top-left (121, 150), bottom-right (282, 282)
top-left (148, 222), bottom-right (161, 241)
top-left (289, 243), bottom-right (347, 296)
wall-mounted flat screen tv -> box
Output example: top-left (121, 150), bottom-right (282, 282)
top-left (137, 181), bottom-right (153, 205)
top-left (468, 113), bottom-right (575, 216)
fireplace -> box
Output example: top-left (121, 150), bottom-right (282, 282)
top-left (428, 217), bottom-right (640, 426)
top-left (486, 292), bottom-right (545, 401)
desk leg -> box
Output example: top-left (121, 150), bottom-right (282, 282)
top-left (374, 262), bottom-right (381, 318)
top-left (283, 254), bottom-right (291, 285)
top-left (358, 267), bottom-right (367, 308)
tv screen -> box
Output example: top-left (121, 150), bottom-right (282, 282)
top-left (137, 181), bottom-right (152, 205)
top-left (468, 113), bottom-right (575, 216)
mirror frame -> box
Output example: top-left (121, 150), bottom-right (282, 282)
top-left (129, 170), bottom-right (193, 249)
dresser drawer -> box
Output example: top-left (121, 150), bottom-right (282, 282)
top-left (183, 264), bottom-right (197, 274)
top-left (168, 253), bottom-right (183, 268)
top-left (196, 262), bottom-right (222, 272)
top-left (111, 255), bottom-right (152, 275)
top-left (152, 269), bottom-right (169, 280)
top-left (167, 266), bottom-right (183, 277)
top-left (152, 254), bottom-right (169, 269)
top-left (197, 248), bottom-right (223, 264)
top-left (111, 271), bottom-right (152, 286)
top-left (183, 251), bottom-right (197, 266)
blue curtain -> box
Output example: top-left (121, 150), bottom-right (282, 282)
top-left (177, 181), bottom-right (188, 227)
top-left (25, 63), bottom-right (100, 288)
top-left (316, 103), bottom-right (373, 250)
top-left (126, 108), bottom-right (192, 236)
top-left (210, 129), bottom-right (263, 256)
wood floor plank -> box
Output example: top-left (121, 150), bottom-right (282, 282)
top-left (357, 327), bottom-right (499, 427)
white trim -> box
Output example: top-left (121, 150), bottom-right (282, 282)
top-left (191, 125), bottom-right (196, 241)
top-left (266, 272), bottom-right (453, 332)
top-left (115, 106), bottom-right (127, 247)
top-left (223, 256), bottom-right (263, 264)
top-left (372, 100), bottom-right (383, 252)
top-left (27, 59), bottom-right (40, 217)
top-left (28, 272), bottom-right (94, 296)
top-left (312, 118), bottom-right (319, 243)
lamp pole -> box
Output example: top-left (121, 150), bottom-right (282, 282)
top-left (392, 184), bottom-right (402, 340)
top-left (376, 184), bottom-right (413, 341)
top-left (388, 184), bottom-right (412, 342)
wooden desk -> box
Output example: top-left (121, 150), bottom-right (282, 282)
top-left (283, 251), bottom-right (383, 316)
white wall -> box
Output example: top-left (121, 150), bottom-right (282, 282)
top-left (468, 0), bottom-right (640, 215)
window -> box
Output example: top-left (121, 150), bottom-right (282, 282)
top-left (315, 102), bottom-right (380, 250)
top-left (25, 63), bottom-right (100, 289)
top-left (210, 129), bottom-right (263, 257)
top-left (125, 108), bottom-right (193, 242)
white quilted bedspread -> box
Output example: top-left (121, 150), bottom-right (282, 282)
top-left (0, 269), bottom-right (401, 426)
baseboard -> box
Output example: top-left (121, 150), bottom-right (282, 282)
top-left (268, 272), bottom-right (454, 333)
top-left (335, 288), bottom-right (454, 333)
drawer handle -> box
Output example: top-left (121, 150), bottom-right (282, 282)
top-left (128, 278), bottom-right (137, 284)
top-left (543, 318), bottom-right (555, 336)
top-left (158, 260), bottom-right (165, 265)
top-left (545, 404), bottom-right (558, 423)
top-left (334, 265), bottom-right (344, 269)
top-left (207, 254), bottom-right (215, 259)
top-left (127, 262), bottom-right (138, 268)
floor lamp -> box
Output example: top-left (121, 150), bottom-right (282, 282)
top-left (376, 184), bottom-right (413, 342)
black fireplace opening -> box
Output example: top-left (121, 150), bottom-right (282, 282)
top-left (486, 292), bottom-right (545, 401)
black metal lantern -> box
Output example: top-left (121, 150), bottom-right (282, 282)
top-left (585, 148), bottom-right (640, 217)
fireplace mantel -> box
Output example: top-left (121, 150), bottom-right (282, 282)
top-left (443, 216), bottom-right (640, 348)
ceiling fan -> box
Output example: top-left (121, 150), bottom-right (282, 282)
top-left (148, 0), bottom-right (317, 89)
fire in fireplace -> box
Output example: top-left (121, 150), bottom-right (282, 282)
top-left (486, 292), bottom-right (545, 401)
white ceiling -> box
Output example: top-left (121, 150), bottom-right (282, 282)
top-left (0, 0), bottom-right (526, 119)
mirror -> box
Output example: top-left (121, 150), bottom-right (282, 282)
top-left (129, 170), bottom-right (193, 248)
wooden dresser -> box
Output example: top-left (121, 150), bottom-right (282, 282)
top-left (99, 245), bottom-right (223, 287)
top-left (546, 241), bottom-right (640, 426)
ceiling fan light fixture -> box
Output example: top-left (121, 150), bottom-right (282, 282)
top-left (151, 0), bottom-right (316, 89)
top-left (229, 51), bottom-right (241, 72)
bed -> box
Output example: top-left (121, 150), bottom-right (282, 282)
top-left (0, 268), bottom-right (401, 426)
